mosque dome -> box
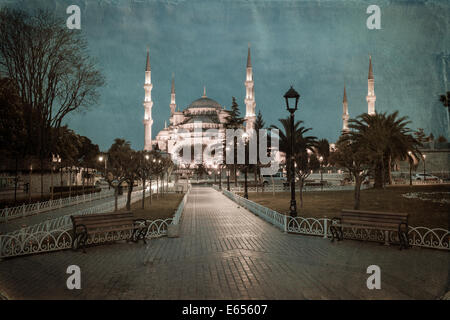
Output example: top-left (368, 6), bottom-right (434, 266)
top-left (187, 96), bottom-right (222, 110)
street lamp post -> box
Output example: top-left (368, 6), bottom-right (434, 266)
top-left (227, 168), bottom-right (230, 191)
top-left (99, 155), bottom-right (109, 189)
top-left (319, 156), bottom-right (324, 191)
top-left (284, 86), bottom-right (300, 217)
top-left (422, 154), bottom-right (426, 182)
top-left (407, 151), bottom-right (413, 186)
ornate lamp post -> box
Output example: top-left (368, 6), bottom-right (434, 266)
top-left (242, 132), bottom-right (249, 199)
top-left (284, 86), bottom-right (300, 217)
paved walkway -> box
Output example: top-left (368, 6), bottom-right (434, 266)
top-left (0, 192), bottom-right (118, 234)
top-left (0, 187), bottom-right (448, 299)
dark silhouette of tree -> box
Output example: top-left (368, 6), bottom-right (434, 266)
top-left (253, 110), bottom-right (266, 187)
top-left (53, 126), bottom-right (81, 197)
top-left (106, 139), bottom-right (134, 211)
top-left (270, 118), bottom-right (315, 182)
top-left (316, 138), bottom-right (330, 166)
top-left (293, 128), bottom-right (318, 208)
top-left (329, 137), bottom-right (372, 209)
top-left (440, 91), bottom-right (450, 113)
top-left (225, 97), bottom-right (245, 186)
top-left (0, 76), bottom-right (29, 203)
top-left (347, 112), bottom-right (421, 189)
top-left (0, 8), bottom-right (104, 199)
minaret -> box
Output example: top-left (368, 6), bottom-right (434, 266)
top-left (244, 44), bottom-right (256, 131)
top-left (366, 55), bottom-right (376, 115)
top-left (342, 85), bottom-right (349, 133)
top-left (143, 47), bottom-right (153, 151)
top-left (170, 74), bottom-right (176, 116)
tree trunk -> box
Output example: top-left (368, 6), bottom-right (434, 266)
top-left (298, 179), bottom-right (304, 208)
top-left (126, 182), bottom-right (133, 211)
top-left (114, 186), bottom-right (118, 212)
top-left (60, 166), bottom-right (63, 198)
top-left (40, 158), bottom-right (44, 201)
top-left (82, 167), bottom-right (85, 194)
top-left (149, 178), bottom-right (152, 204)
top-left (69, 169), bottom-right (72, 197)
top-left (142, 176), bottom-right (146, 209)
top-left (156, 176), bottom-right (159, 199)
top-left (387, 155), bottom-right (393, 185)
top-left (373, 161), bottom-right (383, 189)
top-left (50, 164), bottom-right (54, 200)
top-left (14, 156), bottom-right (18, 205)
top-left (354, 176), bottom-right (362, 210)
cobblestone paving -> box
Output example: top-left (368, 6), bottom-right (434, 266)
top-left (0, 187), bottom-right (448, 299)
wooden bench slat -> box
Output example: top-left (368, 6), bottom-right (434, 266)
top-left (342, 209), bottom-right (408, 217)
top-left (74, 217), bottom-right (135, 227)
top-left (72, 213), bottom-right (133, 222)
top-left (339, 217), bottom-right (406, 225)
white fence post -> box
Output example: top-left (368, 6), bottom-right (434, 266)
top-left (323, 218), bottom-right (328, 239)
top-left (284, 215), bottom-right (287, 233)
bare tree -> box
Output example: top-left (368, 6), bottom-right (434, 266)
top-left (0, 8), bottom-right (104, 198)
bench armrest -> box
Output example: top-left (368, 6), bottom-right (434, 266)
top-left (73, 223), bottom-right (87, 235)
top-left (133, 219), bottom-right (147, 228)
top-left (331, 217), bottom-right (341, 225)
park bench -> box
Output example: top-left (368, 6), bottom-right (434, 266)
top-left (330, 209), bottom-right (409, 250)
top-left (71, 211), bottom-right (147, 253)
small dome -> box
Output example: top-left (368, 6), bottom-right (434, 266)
top-left (187, 97), bottom-right (222, 109)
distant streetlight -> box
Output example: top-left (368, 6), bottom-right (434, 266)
top-left (319, 156), bottom-right (324, 191)
top-left (422, 154), bottom-right (426, 180)
top-left (284, 86), bottom-right (300, 217)
top-left (98, 155), bottom-right (108, 189)
top-left (407, 151), bottom-right (413, 186)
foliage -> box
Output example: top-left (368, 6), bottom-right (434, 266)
top-left (347, 112), bottom-right (421, 188)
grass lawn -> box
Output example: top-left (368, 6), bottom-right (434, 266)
top-left (244, 184), bottom-right (450, 229)
top-left (119, 192), bottom-right (185, 221)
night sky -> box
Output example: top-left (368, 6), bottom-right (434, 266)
top-left (1, 0), bottom-right (449, 150)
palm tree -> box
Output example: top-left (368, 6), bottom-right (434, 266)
top-left (270, 118), bottom-right (315, 182)
top-left (270, 117), bottom-right (317, 208)
top-left (347, 112), bottom-right (422, 189)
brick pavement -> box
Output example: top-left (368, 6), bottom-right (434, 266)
top-left (0, 186), bottom-right (448, 299)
